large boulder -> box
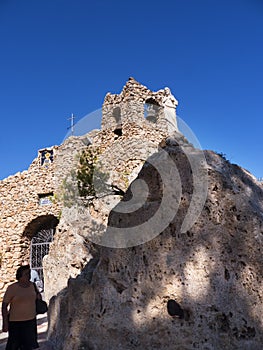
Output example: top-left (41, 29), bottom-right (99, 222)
top-left (45, 139), bottom-right (263, 350)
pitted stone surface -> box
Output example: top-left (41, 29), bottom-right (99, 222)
top-left (46, 147), bottom-right (263, 350)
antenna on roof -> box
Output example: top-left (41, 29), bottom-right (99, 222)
top-left (67, 113), bottom-right (75, 136)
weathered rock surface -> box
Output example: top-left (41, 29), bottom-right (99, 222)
top-left (46, 139), bottom-right (263, 350)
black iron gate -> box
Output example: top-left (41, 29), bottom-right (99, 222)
top-left (30, 228), bottom-right (54, 282)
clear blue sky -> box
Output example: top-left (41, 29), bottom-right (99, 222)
top-left (0, 0), bottom-right (262, 180)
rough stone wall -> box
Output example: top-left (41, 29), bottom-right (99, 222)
top-left (54, 131), bottom-right (100, 188)
top-left (101, 77), bottom-right (178, 134)
top-left (0, 78), bottom-right (179, 301)
top-left (46, 143), bottom-right (263, 350)
top-left (0, 150), bottom-right (60, 298)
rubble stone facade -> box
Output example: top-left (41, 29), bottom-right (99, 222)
top-left (0, 148), bottom-right (60, 298)
top-left (0, 77), bottom-right (179, 300)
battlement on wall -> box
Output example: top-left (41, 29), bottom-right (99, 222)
top-left (101, 77), bottom-right (179, 135)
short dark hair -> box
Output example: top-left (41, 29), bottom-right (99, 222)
top-left (16, 265), bottom-right (30, 280)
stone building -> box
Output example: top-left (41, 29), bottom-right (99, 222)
top-left (0, 130), bottom-right (103, 299)
top-left (0, 147), bottom-right (59, 298)
top-left (102, 77), bottom-right (178, 135)
top-left (0, 77), bottom-right (179, 299)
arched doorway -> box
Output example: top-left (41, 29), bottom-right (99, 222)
top-left (30, 227), bottom-right (55, 281)
top-left (24, 215), bottom-right (59, 287)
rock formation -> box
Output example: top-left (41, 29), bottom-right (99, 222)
top-left (42, 79), bottom-right (263, 349)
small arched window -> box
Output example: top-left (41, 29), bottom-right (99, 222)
top-left (113, 107), bottom-right (121, 124)
top-left (144, 98), bottom-right (160, 123)
top-left (112, 107), bottom-right (122, 137)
